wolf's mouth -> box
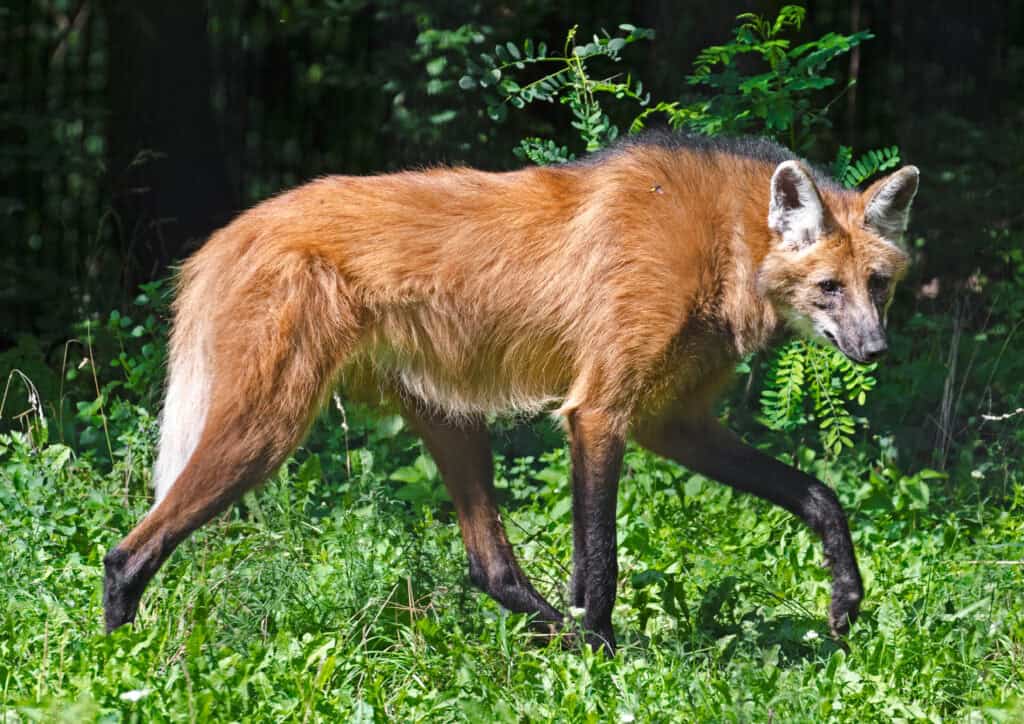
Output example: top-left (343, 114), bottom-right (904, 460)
top-left (822, 330), bottom-right (859, 362)
top-left (823, 331), bottom-right (875, 365)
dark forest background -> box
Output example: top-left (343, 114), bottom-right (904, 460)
top-left (3, 1), bottom-right (1024, 477)
top-left (4, 1), bottom-right (1023, 336)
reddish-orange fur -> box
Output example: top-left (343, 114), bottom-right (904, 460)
top-left (105, 137), bottom-right (917, 650)
top-left (176, 146), bottom-right (896, 423)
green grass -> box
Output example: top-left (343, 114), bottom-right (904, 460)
top-left (1, 423), bottom-right (1023, 722)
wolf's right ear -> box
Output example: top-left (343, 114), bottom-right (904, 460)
top-left (863, 165), bottom-right (920, 242)
top-left (768, 160), bottom-right (825, 251)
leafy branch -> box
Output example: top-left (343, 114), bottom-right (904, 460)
top-left (834, 145), bottom-right (901, 188)
top-left (460, 24), bottom-right (654, 155)
top-left (761, 340), bottom-right (877, 456)
top-left (631, 5), bottom-right (871, 150)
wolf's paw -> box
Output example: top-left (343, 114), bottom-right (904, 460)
top-left (103, 547), bottom-right (142, 633)
top-left (828, 577), bottom-right (863, 638)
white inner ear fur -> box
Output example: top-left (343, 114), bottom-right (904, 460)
top-left (864, 165), bottom-right (920, 242)
top-left (768, 160), bottom-right (825, 251)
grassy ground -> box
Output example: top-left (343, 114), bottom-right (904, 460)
top-left (1, 417), bottom-right (1022, 723)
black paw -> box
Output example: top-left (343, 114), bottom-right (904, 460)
top-left (828, 577), bottom-right (863, 638)
top-left (584, 627), bottom-right (617, 657)
top-left (103, 548), bottom-right (142, 633)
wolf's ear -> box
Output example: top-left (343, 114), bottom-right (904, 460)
top-left (863, 165), bottom-right (919, 242)
top-left (768, 160), bottom-right (825, 250)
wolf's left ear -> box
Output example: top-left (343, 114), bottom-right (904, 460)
top-left (863, 165), bottom-right (919, 242)
top-left (768, 160), bottom-right (826, 250)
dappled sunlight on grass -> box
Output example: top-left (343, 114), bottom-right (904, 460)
top-left (2, 430), bottom-right (1022, 720)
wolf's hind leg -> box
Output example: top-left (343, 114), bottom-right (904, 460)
top-left (399, 398), bottom-right (566, 634)
top-left (104, 259), bottom-right (359, 632)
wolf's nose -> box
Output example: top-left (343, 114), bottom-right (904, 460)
top-left (863, 340), bottom-right (888, 362)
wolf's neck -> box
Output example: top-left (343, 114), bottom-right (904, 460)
top-left (720, 219), bottom-right (782, 357)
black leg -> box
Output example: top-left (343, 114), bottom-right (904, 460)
top-left (636, 416), bottom-right (863, 637)
top-left (568, 408), bottom-right (626, 654)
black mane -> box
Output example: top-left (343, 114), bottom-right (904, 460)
top-left (582, 128), bottom-right (842, 191)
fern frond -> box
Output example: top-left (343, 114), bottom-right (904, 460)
top-left (840, 145), bottom-right (901, 188)
top-left (760, 340), bottom-right (808, 431)
top-left (762, 339), bottom-right (877, 457)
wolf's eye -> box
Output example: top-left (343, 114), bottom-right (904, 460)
top-left (818, 279), bottom-right (841, 294)
top-left (869, 274), bottom-right (891, 292)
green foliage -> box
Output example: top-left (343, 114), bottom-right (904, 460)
top-left (83, 281), bottom-right (169, 400)
top-left (462, 24), bottom-right (654, 153)
top-left (834, 145), bottom-right (902, 188)
top-left (61, 281), bottom-right (169, 465)
top-left (462, 4), bottom-right (871, 166)
top-left (760, 341), bottom-right (810, 431)
top-left (631, 5), bottom-right (869, 151)
top-left (761, 341), bottom-right (878, 456)
top-left (388, 452), bottom-right (448, 506)
top-left (2, 428), bottom-right (1022, 719)
top-left (514, 137), bottom-right (575, 165)
top-left (1, 279), bottom-right (169, 467)
top-left (389, 22), bottom-right (494, 155)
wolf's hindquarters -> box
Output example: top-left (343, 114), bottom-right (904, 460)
top-left (104, 255), bottom-right (360, 631)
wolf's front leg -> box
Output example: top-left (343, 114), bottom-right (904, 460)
top-left (567, 408), bottom-right (627, 654)
top-left (636, 416), bottom-right (863, 637)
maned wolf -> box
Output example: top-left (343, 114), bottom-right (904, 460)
top-left (103, 133), bottom-right (919, 653)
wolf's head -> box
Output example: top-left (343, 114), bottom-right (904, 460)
top-left (760, 160), bottom-right (919, 364)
